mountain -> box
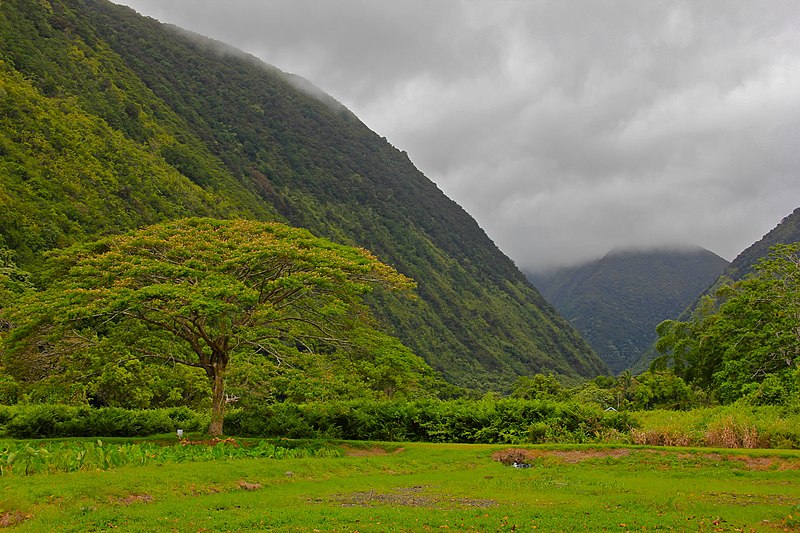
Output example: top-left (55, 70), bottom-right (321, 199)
top-left (717, 207), bottom-right (800, 283)
top-left (669, 208), bottom-right (800, 323)
top-left (0, 0), bottom-right (607, 391)
top-left (624, 208), bottom-right (800, 373)
top-left (527, 247), bottom-right (729, 374)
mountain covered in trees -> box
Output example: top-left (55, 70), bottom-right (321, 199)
top-left (527, 247), bottom-right (729, 374)
top-left (0, 0), bottom-right (607, 392)
top-left (664, 207), bottom-right (800, 330)
top-left (637, 207), bottom-right (800, 376)
top-left (713, 208), bottom-right (800, 288)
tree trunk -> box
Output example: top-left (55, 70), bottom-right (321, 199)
top-left (208, 363), bottom-right (226, 436)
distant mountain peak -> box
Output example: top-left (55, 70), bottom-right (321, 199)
top-left (527, 246), bottom-right (729, 374)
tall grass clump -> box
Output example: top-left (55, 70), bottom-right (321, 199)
top-left (632, 404), bottom-right (800, 449)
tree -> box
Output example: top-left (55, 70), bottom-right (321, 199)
top-left (510, 373), bottom-right (569, 401)
top-left (653, 243), bottom-right (800, 404)
top-left (1, 218), bottom-right (415, 434)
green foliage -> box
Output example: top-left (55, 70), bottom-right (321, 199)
top-left (225, 397), bottom-right (638, 444)
top-left (654, 243), bottom-right (800, 404)
top-left (0, 405), bottom-right (207, 439)
top-left (0, 437), bottom-right (340, 476)
top-left (509, 371), bottom-right (700, 412)
top-left (510, 373), bottom-right (569, 401)
top-left (1, 218), bottom-right (418, 435)
top-left (0, 0), bottom-right (606, 394)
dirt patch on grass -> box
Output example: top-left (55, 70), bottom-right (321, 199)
top-left (114, 493), bottom-right (153, 506)
top-left (237, 480), bottom-right (262, 491)
top-left (705, 491), bottom-right (800, 507)
top-left (186, 484), bottom-right (222, 497)
top-left (713, 454), bottom-right (800, 471)
top-left (550, 449), bottom-right (631, 463)
top-left (492, 448), bottom-right (630, 465)
top-left (179, 437), bottom-right (238, 447)
top-left (328, 485), bottom-right (495, 509)
top-left (662, 451), bottom-right (800, 471)
top-left (0, 510), bottom-right (31, 527)
top-left (341, 445), bottom-right (405, 457)
top-left (493, 448), bottom-right (800, 471)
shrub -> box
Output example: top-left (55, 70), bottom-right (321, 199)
top-left (224, 398), bottom-right (640, 444)
top-left (492, 448), bottom-right (534, 466)
top-left (2, 405), bottom-right (207, 438)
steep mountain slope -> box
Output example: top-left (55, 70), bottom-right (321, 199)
top-left (0, 0), bottom-right (606, 390)
top-left (667, 208), bottom-right (800, 323)
top-left (528, 247), bottom-right (729, 374)
top-left (627, 208), bottom-right (800, 373)
top-left (718, 207), bottom-right (800, 283)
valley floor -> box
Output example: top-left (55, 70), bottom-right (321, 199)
top-left (3, 440), bottom-right (800, 531)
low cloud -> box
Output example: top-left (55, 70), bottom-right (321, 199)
top-left (115, 0), bottom-right (800, 271)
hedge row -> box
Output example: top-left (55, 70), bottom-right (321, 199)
top-left (224, 398), bottom-right (638, 444)
top-left (0, 405), bottom-right (207, 438)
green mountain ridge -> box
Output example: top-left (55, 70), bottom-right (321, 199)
top-left (621, 208), bottom-right (800, 373)
top-left (0, 0), bottom-right (606, 391)
top-left (527, 247), bottom-right (729, 374)
top-left (717, 207), bottom-right (800, 284)
top-left (664, 207), bottom-right (800, 327)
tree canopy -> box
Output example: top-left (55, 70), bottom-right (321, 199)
top-left (1, 218), bottom-right (418, 435)
top-left (653, 242), bottom-right (800, 405)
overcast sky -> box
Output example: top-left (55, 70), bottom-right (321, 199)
top-left (113, 0), bottom-right (800, 272)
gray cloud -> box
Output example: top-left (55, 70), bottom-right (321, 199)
top-left (114, 0), bottom-right (800, 271)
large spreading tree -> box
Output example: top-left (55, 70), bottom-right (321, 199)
top-left (653, 242), bottom-right (800, 405)
top-left (1, 218), bottom-right (415, 435)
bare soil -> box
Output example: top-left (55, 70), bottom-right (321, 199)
top-left (492, 447), bottom-right (630, 465)
top-left (327, 485), bottom-right (496, 509)
top-left (0, 510), bottom-right (30, 527)
top-left (340, 445), bottom-right (405, 457)
top-left (493, 447), bottom-right (800, 471)
top-left (114, 493), bottom-right (154, 506)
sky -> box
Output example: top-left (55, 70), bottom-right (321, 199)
top-left (112, 0), bottom-right (800, 272)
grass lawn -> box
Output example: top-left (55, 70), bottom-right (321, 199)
top-left (2, 440), bottom-right (800, 531)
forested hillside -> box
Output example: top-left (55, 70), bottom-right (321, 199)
top-left (0, 0), bottom-right (606, 391)
top-left (668, 208), bottom-right (800, 328)
top-left (528, 248), bottom-right (728, 374)
top-left (717, 208), bottom-right (800, 284)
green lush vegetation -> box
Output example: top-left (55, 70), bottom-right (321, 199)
top-left (529, 247), bottom-right (729, 373)
top-left (0, 437), bottom-right (341, 476)
top-left (2, 392), bottom-right (799, 450)
top-left (1, 219), bottom-right (443, 435)
top-left (718, 207), bottom-right (800, 285)
top-left (2, 14), bottom-right (800, 528)
top-left (1, 439), bottom-right (799, 531)
top-left (675, 207), bottom-right (800, 330)
top-left (0, 0), bottom-right (605, 392)
top-left (653, 243), bottom-right (800, 406)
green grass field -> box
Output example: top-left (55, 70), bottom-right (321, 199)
top-left (3, 439), bottom-right (800, 531)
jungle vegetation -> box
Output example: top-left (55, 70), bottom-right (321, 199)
top-left (1, 0), bottom-right (798, 438)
